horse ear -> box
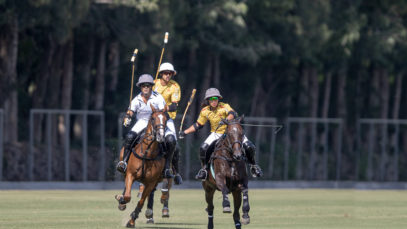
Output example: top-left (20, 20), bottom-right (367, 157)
top-left (239, 114), bottom-right (245, 123)
top-left (150, 104), bottom-right (156, 112)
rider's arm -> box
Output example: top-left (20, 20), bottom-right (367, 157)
top-left (166, 84), bottom-right (181, 112)
top-left (184, 122), bottom-right (203, 134)
top-left (224, 103), bottom-right (237, 120)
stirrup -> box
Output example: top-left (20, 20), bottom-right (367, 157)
top-left (116, 161), bottom-right (127, 174)
top-left (163, 169), bottom-right (174, 178)
top-left (195, 169), bottom-right (207, 180)
top-left (174, 174), bottom-right (183, 185)
top-left (250, 164), bottom-right (263, 178)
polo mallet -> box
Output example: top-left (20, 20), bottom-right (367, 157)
top-left (155, 32), bottom-right (169, 80)
top-left (179, 89), bottom-right (197, 133)
top-left (129, 48), bottom-right (139, 105)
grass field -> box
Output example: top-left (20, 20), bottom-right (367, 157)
top-left (0, 188), bottom-right (406, 229)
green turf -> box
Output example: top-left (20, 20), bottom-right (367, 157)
top-left (0, 189), bottom-right (406, 229)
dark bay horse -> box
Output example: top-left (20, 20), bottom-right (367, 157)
top-left (115, 105), bottom-right (168, 228)
top-left (203, 117), bottom-right (250, 229)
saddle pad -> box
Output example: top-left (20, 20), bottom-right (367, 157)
top-left (210, 163), bottom-right (215, 180)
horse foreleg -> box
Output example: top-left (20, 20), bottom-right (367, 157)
top-left (127, 183), bottom-right (157, 228)
top-left (215, 176), bottom-right (231, 213)
top-left (241, 188), bottom-right (250, 225)
top-left (115, 174), bottom-right (134, 211)
top-left (203, 182), bottom-right (215, 229)
top-left (161, 178), bottom-right (172, 217)
top-left (145, 185), bottom-right (157, 224)
top-left (232, 190), bottom-right (242, 229)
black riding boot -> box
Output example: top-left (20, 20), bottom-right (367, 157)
top-left (172, 146), bottom-right (183, 185)
top-left (243, 141), bottom-right (263, 177)
top-left (163, 135), bottom-right (176, 178)
top-left (195, 143), bottom-right (209, 180)
top-left (117, 131), bottom-right (138, 174)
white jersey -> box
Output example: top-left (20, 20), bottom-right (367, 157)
top-left (129, 91), bottom-right (166, 121)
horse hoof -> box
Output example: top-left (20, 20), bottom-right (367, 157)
top-left (146, 218), bottom-right (154, 224)
top-left (241, 216), bottom-right (250, 225)
top-left (118, 204), bottom-right (126, 211)
top-left (162, 207), bottom-right (170, 218)
top-left (145, 208), bottom-right (153, 218)
top-left (223, 207), bottom-right (232, 213)
top-left (126, 220), bottom-right (135, 228)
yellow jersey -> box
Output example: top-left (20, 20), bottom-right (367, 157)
top-left (197, 102), bottom-right (234, 134)
top-left (153, 79), bottom-right (181, 119)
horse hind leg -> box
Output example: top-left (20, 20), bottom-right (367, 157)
top-left (232, 190), bottom-right (242, 229)
top-left (126, 183), bottom-right (156, 228)
top-left (241, 188), bottom-right (250, 225)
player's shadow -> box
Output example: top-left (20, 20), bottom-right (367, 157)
top-left (137, 222), bottom-right (203, 229)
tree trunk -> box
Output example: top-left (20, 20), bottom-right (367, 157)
top-left (198, 53), bottom-right (213, 139)
top-left (108, 41), bottom-right (120, 91)
top-left (379, 69), bottom-right (389, 181)
top-left (319, 72), bottom-right (332, 180)
top-left (94, 40), bottom-right (106, 110)
top-left (82, 37), bottom-right (95, 110)
top-left (0, 15), bottom-right (19, 143)
top-left (308, 67), bottom-right (319, 179)
top-left (390, 72), bottom-right (403, 181)
top-left (61, 37), bottom-right (74, 110)
top-left (213, 53), bottom-right (220, 88)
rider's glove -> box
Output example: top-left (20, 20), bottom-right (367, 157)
top-left (123, 114), bottom-right (132, 127)
top-left (179, 131), bottom-right (186, 139)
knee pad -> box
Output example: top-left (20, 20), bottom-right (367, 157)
top-left (165, 135), bottom-right (177, 152)
top-left (200, 143), bottom-right (209, 161)
top-left (124, 131), bottom-right (138, 149)
top-left (243, 141), bottom-right (256, 153)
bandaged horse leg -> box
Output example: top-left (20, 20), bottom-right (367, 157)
top-left (145, 187), bottom-right (156, 224)
top-left (137, 183), bottom-right (144, 198)
top-left (127, 182), bottom-right (157, 228)
top-left (203, 182), bottom-right (215, 229)
top-left (160, 178), bottom-right (172, 217)
top-left (232, 190), bottom-right (242, 229)
top-left (215, 174), bottom-right (231, 213)
top-left (241, 188), bottom-right (251, 225)
top-left (114, 172), bottom-right (135, 211)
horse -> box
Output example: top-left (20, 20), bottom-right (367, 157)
top-left (115, 104), bottom-right (168, 228)
top-left (202, 116), bottom-right (251, 229)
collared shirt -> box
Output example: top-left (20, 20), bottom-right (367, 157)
top-left (153, 79), bottom-right (181, 119)
top-left (197, 102), bottom-right (234, 134)
top-left (129, 91), bottom-right (166, 121)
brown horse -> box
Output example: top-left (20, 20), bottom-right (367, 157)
top-left (203, 116), bottom-right (250, 229)
top-left (115, 105), bottom-right (168, 228)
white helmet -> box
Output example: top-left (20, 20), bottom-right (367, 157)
top-left (159, 62), bottom-right (177, 75)
top-left (204, 88), bottom-right (222, 100)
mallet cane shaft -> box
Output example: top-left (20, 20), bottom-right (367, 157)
top-left (155, 32), bottom-right (169, 80)
top-left (129, 48), bottom-right (139, 105)
top-left (179, 89), bottom-right (197, 132)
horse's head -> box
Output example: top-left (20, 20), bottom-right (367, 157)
top-left (223, 115), bottom-right (245, 161)
top-left (150, 104), bottom-right (168, 143)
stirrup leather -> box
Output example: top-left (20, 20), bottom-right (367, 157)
top-left (116, 161), bottom-right (127, 174)
top-left (195, 168), bottom-right (208, 180)
top-left (250, 164), bottom-right (263, 178)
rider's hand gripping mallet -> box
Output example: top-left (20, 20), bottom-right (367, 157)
top-left (155, 32), bottom-right (169, 80)
top-left (179, 89), bottom-right (197, 134)
top-left (124, 48), bottom-right (138, 127)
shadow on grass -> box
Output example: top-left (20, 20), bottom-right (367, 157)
top-left (136, 222), bottom-right (204, 229)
